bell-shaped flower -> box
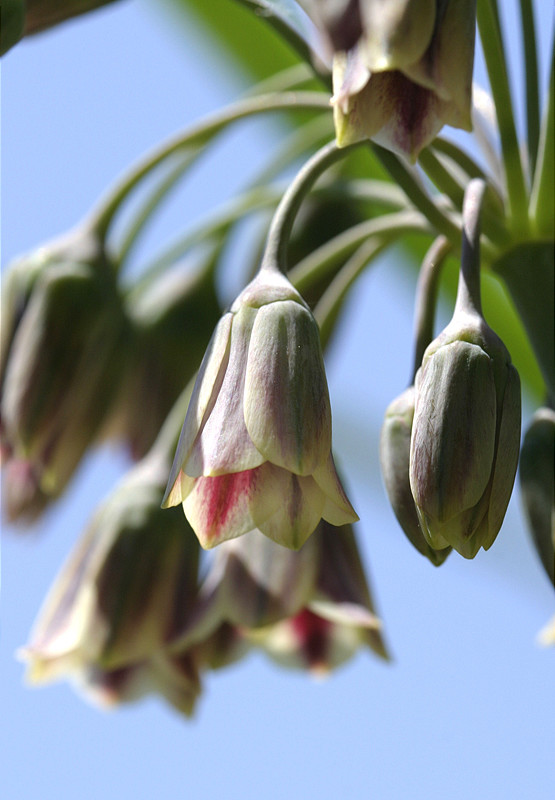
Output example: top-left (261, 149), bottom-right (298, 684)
top-left (330, 0), bottom-right (476, 160)
top-left (247, 521), bottom-right (389, 673)
top-left (19, 454), bottom-right (200, 687)
top-left (1, 227), bottom-right (130, 519)
top-left (163, 267), bottom-right (357, 550)
top-left (519, 408), bottom-right (555, 588)
top-left (380, 386), bottom-right (451, 565)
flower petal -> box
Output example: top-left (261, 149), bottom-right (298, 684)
top-left (257, 470), bottom-right (325, 550)
top-left (244, 300), bottom-right (331, 476)
top-left (183, 463), bottom-right (281, 549)
top-left (186, 304), bottom-right (265, 477)
top-left (162, 313), bottom-right (233, 504)
top-left (313, 454), bottom-right (358, 525)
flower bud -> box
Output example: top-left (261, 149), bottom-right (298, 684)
top-left (331, 0), bottom-right (476, 160)
top-left (410, 322), bottom-right (521, 558)
top-left (519, 408), bottom-right (555, 587)
top-left (380, 386), bottom-right (451, 565)
top-left (163, 266), bottom-right (357, 550)
top-left (112, 252), bottom-right (221, 459)
top-left (1, 229), bottom-right (130, 517)
top-left (19, 456), bottom-right (200, 686)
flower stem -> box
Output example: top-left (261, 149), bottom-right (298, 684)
top-left (289, 210), bottom-right (433, 294)
top-left (410, 237), bottom-right (452, 380)
top-left (530, 45), bottom-right (554, 237)
top-left (518, 0), bottom-right (541, 175)
top-left (454, 179), bottom-right (487, 318)
top-left (262, 139), bottom-right (362, 274)
top-left (477, 0), bottom-right (529, 233)
top-left (371, 144), bottom-right (461, 244)
top-left (85, 92), bottom-right (331, 242)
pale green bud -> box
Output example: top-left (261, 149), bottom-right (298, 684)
top-left (519, 408), bottom-right (555, 587)
top-left (410, 319), bottom-right (521, 558)
top-left (380, 387), bottom-right (451, 565)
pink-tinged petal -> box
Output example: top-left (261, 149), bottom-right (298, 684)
top-left (244, 300), bottom-right (331, 476)
top-left (186, 304), bottom-right (265, 477)
top-left (257, 470), bottom-right (325, 550)
top-left (313, 454), bottom-right (358, 525)
top-left (162, 313), bottom-right (233, 504)
top-left (183, 463), bottom-right (281, 549)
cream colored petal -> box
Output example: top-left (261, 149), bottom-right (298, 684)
top-left (162, 313), bottom-right (233, 503)
top-left (257, 470), bottom-right (325, 550)
top-left (361, 0), bottom-right (436, 72)
top-left (313, 453), bottom-right (358, 525)
top-left (244, 300), bottom-right (331, 476)
top-left (186, 304), bottom-right (265, 477)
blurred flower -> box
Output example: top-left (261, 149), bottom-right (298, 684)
top-left (163, 267), bottom-right (357, 550)
top-left (19, 455), bottom-right (200, 686)
top-left (249, 521), bottom-right (388, 672)
top-left (519, 408), bottom-right (555, 588)
top-left (330, 0), bottom-right (476, 160)
top-left (110, 249), bottom-right (221, 459)
top-left (380, 386), bottom-right (451, 565)
top-left (181, 519), bottom-right (388, 674)
top-left (1, 228), bottom-right (130, 519)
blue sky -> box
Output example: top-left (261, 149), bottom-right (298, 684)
top-left (2, 2), bottom-right (554, 799)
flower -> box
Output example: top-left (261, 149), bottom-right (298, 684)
top-left (248, 519), bottom-right (388, 673)
top-left (163, 267), bottom-right (357, 550)
top-left (175, 519), bottom-right (388, 675)
top-left (409, 310), bottom-right (521, 560)
top-left (330, 0), bottom-right (476, 160)
top-left (519, 408), bottom-right (555, 588)
top-left (1, 227), bottom-right (130, 519)
top-left (19, 455), bottom-right (200, 686)
top-left (380, 386), bottom-right (451, 565)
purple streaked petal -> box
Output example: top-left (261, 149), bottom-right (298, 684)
top-left (186, 304), bottom-right (265, 477)
top-left (244, 300), bottom-right (331, 476)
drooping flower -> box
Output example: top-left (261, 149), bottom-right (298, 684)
top-left (19, 455), bottom-right (200, 686)
top-left (1, 227), bottom-right (130, 519)
top-left (330, 0), bottom-right (476, 160)
top-left (519, 408), bottom-right (555, 588)
top-left (248, 521), bottom-right (388, 672)
top-left (409, 182), bottom-right (521, 558)
top-left (163, 266), bottom-right (357, 550)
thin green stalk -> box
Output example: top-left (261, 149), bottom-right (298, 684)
top-left (130, 185), bottom-right (284, 292)
top-left (477, 0), bottom-right (529, 232)
top-left (253, 113), bottom-right (334, 185)
top-left (243, 63), bottom-right (318, 96)
top-left (116, 150), bottom-right (201, 268)
top-left (454, 179), bottom-right (487, 318)
top-left (371, 144), bottom-right (461, 244)
top-left (86, 91), bottom-right (331, 241)
top-left (518, 0), bottom-right (541, 174)
top-left (410, 237), bottom-right (452, 380)
top-left (530, 46), bottom-right (554, 236)
top-left (290, 210), bottom-right (433, 294)
top-left (313, 238), bottom-right (389, 349)
top-left (419, 148), bottom-right (509, 247)
top-left (262, 140), bottom-right (363, 274)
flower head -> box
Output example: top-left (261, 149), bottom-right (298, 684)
top-left (1, 228), bottom-right (130, 518)
top-left (330, 0), bottom-right (476, 160)
top-left (19, 456), bottom-right (200, 686)
top-left (163, 267), bottom-right (357, 550)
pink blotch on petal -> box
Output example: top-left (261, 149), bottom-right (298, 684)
top-left (291, 609), bottom-right (332, 670)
